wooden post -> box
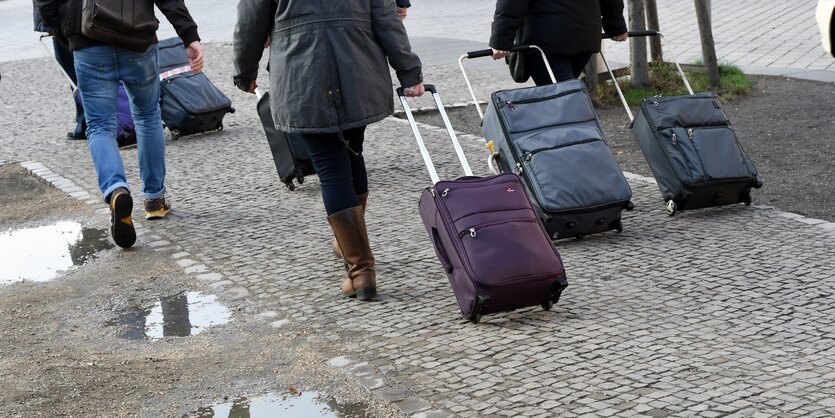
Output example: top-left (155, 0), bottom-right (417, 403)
top-left (694, 0), bottom-right (721, 88)
top-left (628, 0), bottom-right (651, 87)
top-left (644, 0), bottom-right (663, 62)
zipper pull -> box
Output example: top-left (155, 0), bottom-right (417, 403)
top-left (430, 188), bottom-right (436, 197)
top-left (506, 101), bottom-right (517, 111)
top-left (515, 162), bottom-right (524, 175)
top-left (653, 100), bottom-right (661, 110)
top-left (687, 128), bottom-right (694, 141)
top-left (469, 228), bottom-right (477, 238)
top-left (671, 133), bottom-right (678, 145)
top-left (525, 153), bottom-right (532, 162)
top-left (441, 188), bottom-right (449, 197)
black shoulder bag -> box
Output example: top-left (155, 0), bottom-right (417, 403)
top-left (505, 25), bottom-right (530, 83)
top-left (81, 0), bottom-right (159, 52)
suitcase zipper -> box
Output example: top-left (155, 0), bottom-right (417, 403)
top-left (502, 88), bottom-right (582, 110)
top-left (457, 218), bottom-right (535, 238)
top-left (523, 138), bottom-right (600, 160)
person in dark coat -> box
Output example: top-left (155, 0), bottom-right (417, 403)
top-left (33, 0), bottom-right (86, 140)
top-left (36, 0), bottom-right (204, 249)
top-left (490, 0), bottom-right (629, 85)
top-left (233, 0), bottom-right (424, 302)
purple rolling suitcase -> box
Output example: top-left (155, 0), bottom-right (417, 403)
top-left (398, 85), bottom-right (568, 323)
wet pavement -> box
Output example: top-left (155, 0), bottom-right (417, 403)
top-left (106, 291), bottom-right (231, 340)
top-left (186, 392), bottom-right (371, 418)
top-left (0, 221), bottom-right (112, 284)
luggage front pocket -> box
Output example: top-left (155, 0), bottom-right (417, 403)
top-left (457, 218), bottom-right (561, 286)
top-left (687, 126), bottom-right (755, 180)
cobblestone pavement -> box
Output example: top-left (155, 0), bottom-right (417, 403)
top-left (3, 41), bottom-right (835, 416)
top-left (0, 44), bottom-right (835, 417)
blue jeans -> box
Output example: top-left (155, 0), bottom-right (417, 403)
top-left (74, 44), bottom-right (166, 202)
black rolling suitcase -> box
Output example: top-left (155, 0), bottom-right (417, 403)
top-left (255, 89), bottom-right (315, 190)
top-left (157, 37), bottom-right (234, 140)
top-left (603, 31), bottom-right (762, 216)
top-left (460, 46), bottom-right (634, 240)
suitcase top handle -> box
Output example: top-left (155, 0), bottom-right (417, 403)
top-left (600, 30), bottom-right (695, 122)
top-left (459, 45), bottom-right (554, 120)
top-left (397, 84), bottom-right (474, 185)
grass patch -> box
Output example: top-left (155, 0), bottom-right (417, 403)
top-left (596, 62), bottom-right (753, 107)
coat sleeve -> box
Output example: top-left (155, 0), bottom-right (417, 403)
top-left (396, 0), bottom-right (411, 7)
top-left (154, 0), bottom-right (201, 45)
top-left (371, 0), bottom-right (423, 87)
top-left (489, 0), bottom-right (530, 51)
top-left (34, 0), bottom-right (59, 32)
top-left (600, 0), bottom-right (628, 36)
top-left (232, 0), bottom-right (274, 90)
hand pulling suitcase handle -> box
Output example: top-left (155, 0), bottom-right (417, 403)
top-left (397, 83), bottom-right (474, 184)
top-left (254, 87), bottom-right (264, 100)
top-left (599, 30), bottom-right (694, 122)
top-left (459, 45), bottom-right (555, 120)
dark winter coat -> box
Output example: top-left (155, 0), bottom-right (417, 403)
top-left (232, 0), bottom-right (423, 134)
top-left (35, 0), bottom-right (200, 51)
top-left (32, 0), bottom-right (51, 33)
top-left (490, 0), bottom-right (627, 56)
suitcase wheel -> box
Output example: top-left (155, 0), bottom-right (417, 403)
top-left (171, 129), bottom-right (182, 141)
top-left (216, 123), bottom-right (223, 132)
top-left (541, 300), bottom-right (553, 311)
top-left (612, 219), bottom-right (624, 233)
top-left (665, 200), bottom-right (678, 216)
top-left (468, 311), bottom-right (481, 324)
top-left (284, 181), bottom-right (295, 191)
top-left (295, 168), bottom-right (306, 184)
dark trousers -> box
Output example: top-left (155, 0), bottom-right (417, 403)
top-left (301, 126), bottom-right (369, 215)
top-left (527, 52), bottom-right (593, 85)
top-left (53, 38), bottom-right (86, 136)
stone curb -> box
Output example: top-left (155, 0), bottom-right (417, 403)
top-left (327, 356), bottom-right (457, 418)
top-left (15, 161), bottom-right (247, 302)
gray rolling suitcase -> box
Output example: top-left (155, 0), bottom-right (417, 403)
top-left (460, 46), bottom-right (634, 240)
top-left (602, 31), bottom-right (762, 216)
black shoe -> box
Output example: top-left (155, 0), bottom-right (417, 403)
top-left (109, 188), bottom-right (136, 249)
top-left (117, 133), bottom-right (137, 149)
top-left (66, 131), bottom-right (87, 140)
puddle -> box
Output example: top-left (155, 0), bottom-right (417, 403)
top-left (107, 291), bottom-right (232, 340)
top-left (185, 392), bottom-right (371, 418)
top-left (0, 221), bottom-right (113, 284)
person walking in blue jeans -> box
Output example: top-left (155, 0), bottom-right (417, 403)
top-left (35, 0), bottom-right (204, 248)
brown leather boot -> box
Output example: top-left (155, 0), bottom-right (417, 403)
top-left (327, 205), bottom-right (377, 301)
top-left (332, 192), bottom-right (368, 260)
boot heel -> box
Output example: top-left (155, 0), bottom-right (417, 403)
top-left (355, 287), bottom-right (377, 301)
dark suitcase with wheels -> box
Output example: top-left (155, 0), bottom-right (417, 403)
top-left (461, 46), bottom-right (634, 240)
top-left (157, 37), bottom-right (234, 140)
top-left (601, 31), bottom-right (762, 216)
top-left (631, 94), bottom-right (761, 215)
top-left (400, 84), bottom-right (567, 324)
top-left (256, 90), bottom-right (316, 190)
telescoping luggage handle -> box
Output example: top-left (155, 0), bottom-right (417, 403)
top-left (600, 30), bottom-right (695, 122)
top-left (459, 45), bottom-right (556, 120)
top-left (397, 84), bottom-right (473, 185)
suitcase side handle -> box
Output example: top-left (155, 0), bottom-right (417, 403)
top-left (458, 45), bottom-right (555, 120)
top-left (430, 227), bottom-right (454, 273)
top-left (599, 30), bottom-right (694, 122)
top-left (397, 84), bottom-right (474, 184)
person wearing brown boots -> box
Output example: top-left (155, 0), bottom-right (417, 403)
top-left (232, 0), bottom-right (425, 301)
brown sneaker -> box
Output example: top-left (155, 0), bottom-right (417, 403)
top-left (109, 187), bottom-right (136, 248)
top-left (144, 197), bottom-right (171, 220)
